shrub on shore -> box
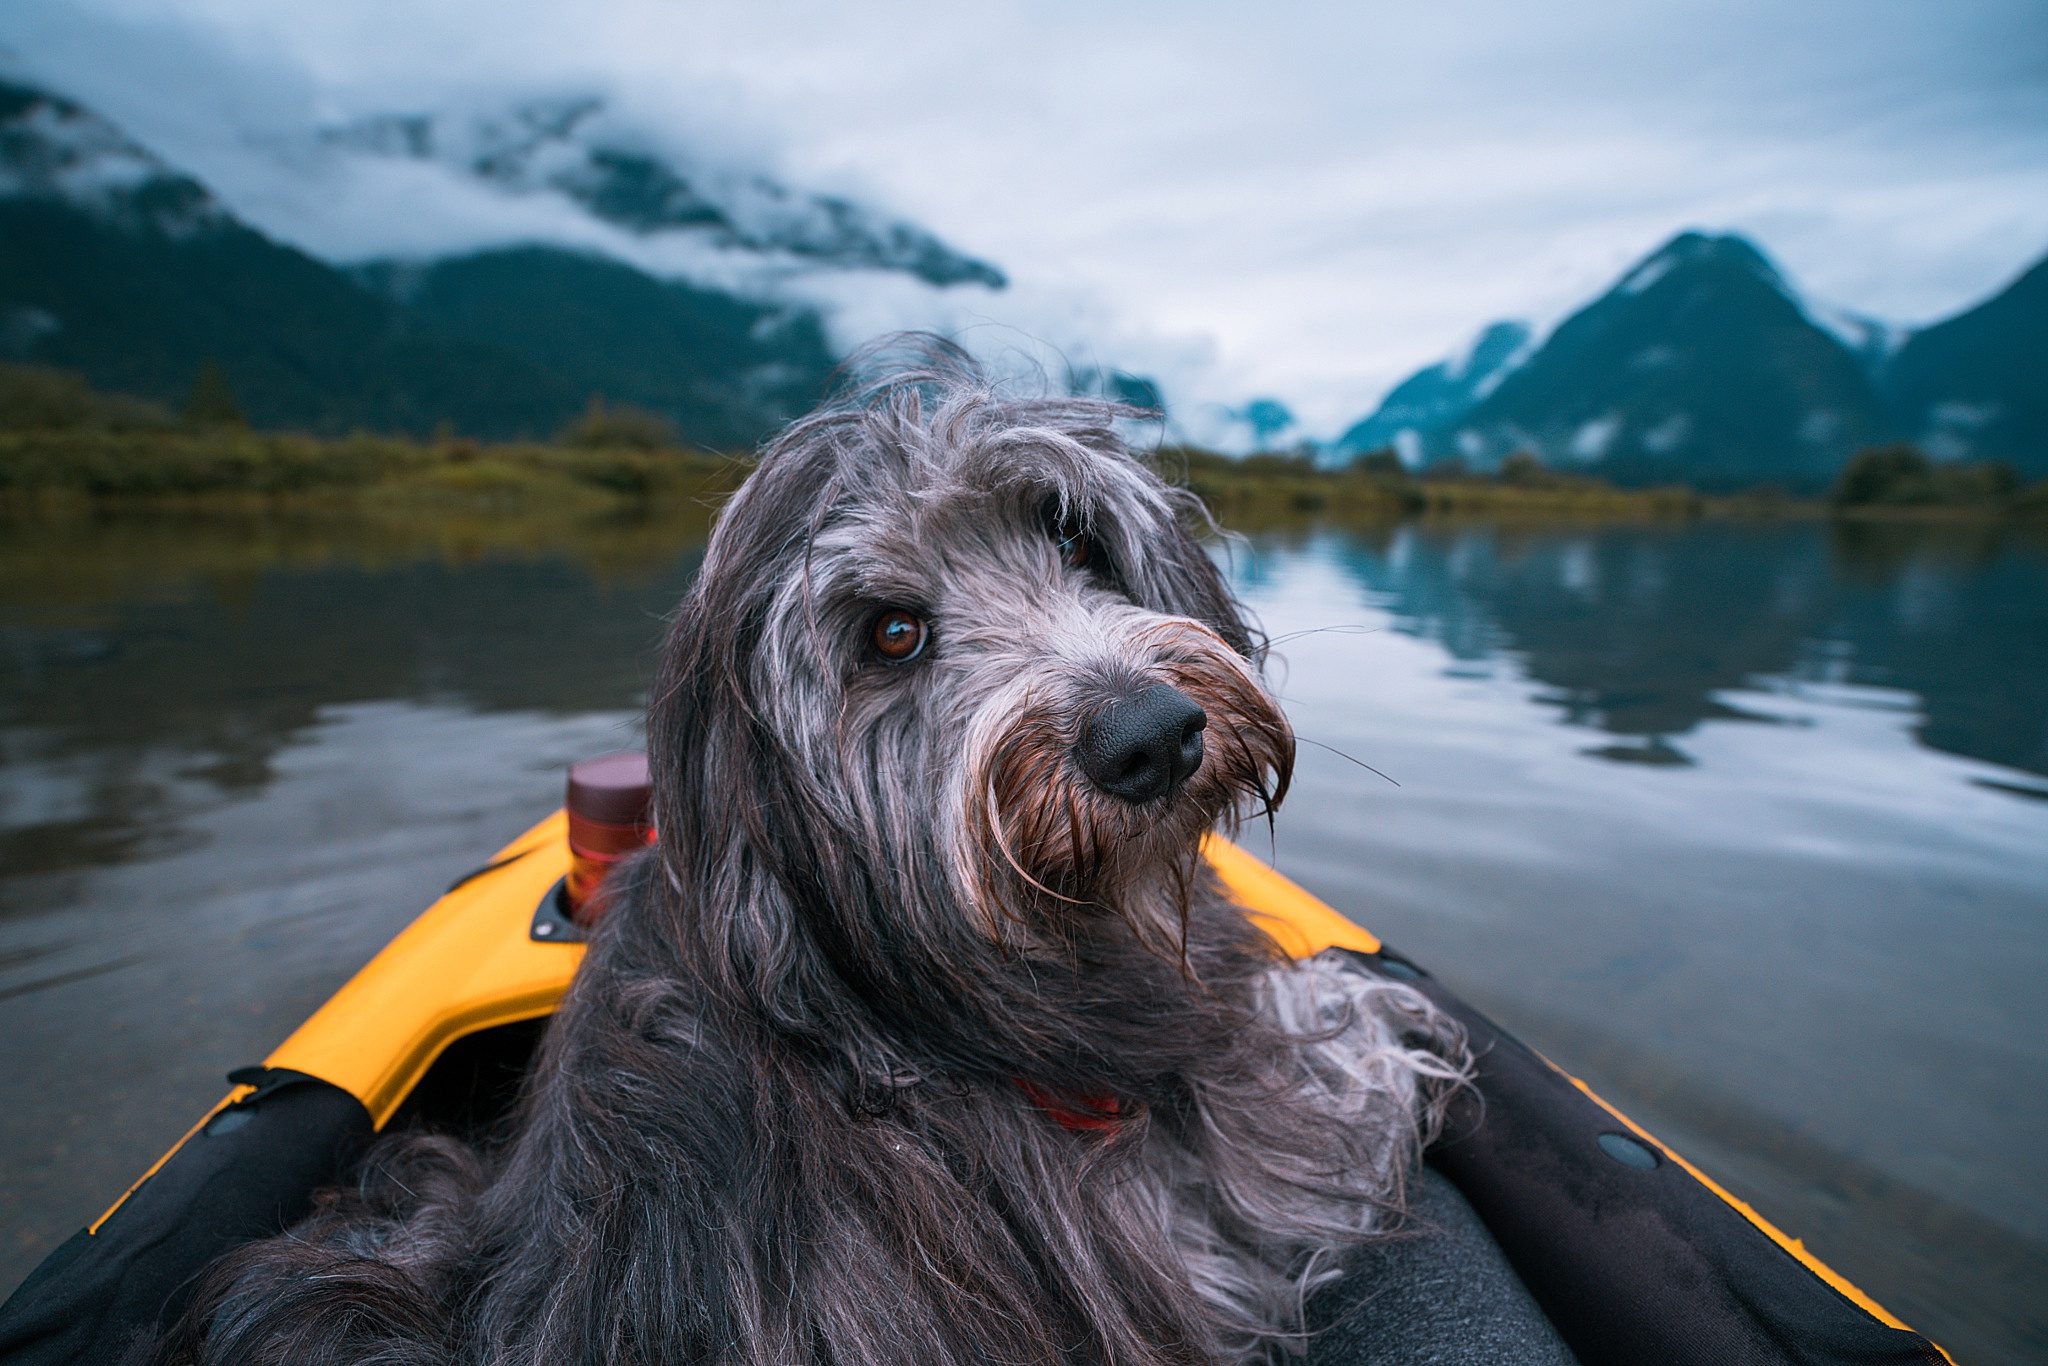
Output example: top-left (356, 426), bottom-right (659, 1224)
top-left (560, 396), bottom-right (677, 452)
top-left (1831, 443), bottom-right (2027, 511)
top-left (1, 363), bottom-right (174, 434)
top-left (7, 362), bottom-right (2041, 522)
top-left (1159, 444), bottom-right (1701, 522)
top-left (0, 363), bottom-right (742, 507)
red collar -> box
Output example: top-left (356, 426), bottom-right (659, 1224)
top-left (1014, 1079), bottom-right (1122, 1133)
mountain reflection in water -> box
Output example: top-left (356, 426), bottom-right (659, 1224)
top-left (1, 511), bottom-right (2044, 1366)
top-left (1279, 519), bottom-right (2048, 780)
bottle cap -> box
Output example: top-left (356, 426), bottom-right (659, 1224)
top-left (563, 751), bottom-right (653, 924)
top-left (566, 751), bottom-right (651, 828)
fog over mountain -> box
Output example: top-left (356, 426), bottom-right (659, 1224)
top-left (1334, 322), bottom-right (1532, 463)
top-left (0, 71), bottom-right (225, 239)
top-left (3, 0), bottom-right (2040, 447)
top-left (7, 67), bottom-right (2042, 483)
top-left (318, 97), bottom-right (1005, 290)
top-left (0, 78), bottom-right (837, 442)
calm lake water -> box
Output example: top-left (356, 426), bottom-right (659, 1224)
top-left (2, 511), bottom-right (2044, 1364)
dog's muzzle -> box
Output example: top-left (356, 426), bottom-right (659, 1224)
top-left (1075, 683), bottom-right (1207, 804)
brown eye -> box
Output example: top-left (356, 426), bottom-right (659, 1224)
top-left (871, 609), bottom-right (927, 662)
top-left (1057, 530), bottom-right (1093, 570)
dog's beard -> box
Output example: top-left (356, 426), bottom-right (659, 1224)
top-left (954, 617), bottom-right (1293, 960)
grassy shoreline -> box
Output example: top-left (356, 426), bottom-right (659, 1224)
top-left (1165, 448), bottom-right (2048, 527)
top-left (3, 424), bottom-right (2043, 530)
top-left (0, 427), bottom-right (748, 510)
top-left (5, 357), bottom-right (2042, 523)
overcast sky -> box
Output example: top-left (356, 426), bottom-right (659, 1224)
top-left (5, 0), bottom-right (2045, 442)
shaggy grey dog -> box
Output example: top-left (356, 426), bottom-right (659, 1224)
top-left (166, 342), bottom-right (1466, 1366)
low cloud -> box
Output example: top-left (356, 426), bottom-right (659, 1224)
top-left (4, 0), bottom-right (2043, 441)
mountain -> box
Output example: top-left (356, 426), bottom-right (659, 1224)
top-left (0, 75), bottom-right (227, 239)
top-left (1336, 233), bottom-right (2047, 488)
top-left (0, 79), bottom-right (837, 443)
top-left (1333, 320), bottom-right (1530, 462)
top-left (1444, 233), bottom-right (1884, 490)
top-left (1067, 364), bottom-right (1164, 412)
top-left (0, 78), bottom-right (563, 435)
top-left (1882, 252), bottom-right (2048, 477)
top-left (322, 99), bottom-right (1006, 289)
top-left (351, 248), bottom-right (835, 445)
top-left (1807, 304), bottom-right (1907, 378)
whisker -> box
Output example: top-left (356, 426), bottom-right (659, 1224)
top-left (1260, 773), bottom-right (1280, 858)
top-left (986, 785), bottom-right (1089, 906)
top-left (1259, 623), bottom-right (1385, 651)
top-left (1295, 736), bottom-right (1401, 786)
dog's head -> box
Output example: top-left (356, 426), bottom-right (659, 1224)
top-left (648, 342), bottom-right (1291, 1024)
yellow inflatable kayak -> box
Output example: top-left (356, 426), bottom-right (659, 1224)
top-left (0, 788), bottom-right (1950, 1365)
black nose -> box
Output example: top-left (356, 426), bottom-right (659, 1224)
top-left (1076, 684), bottom-right (1207, 804)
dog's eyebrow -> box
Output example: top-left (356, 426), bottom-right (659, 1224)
top-left (801, 533), bottom-right (937, 614)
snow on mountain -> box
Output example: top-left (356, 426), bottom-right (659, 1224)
top-left (1439, 232), bottom-right (1885, 489)
top-left (1808, 301), bottom-right (1910, 374)
top-left (319, 97), bottom-right (1005, 289)
top-left (1332, 320), bottom-right (1532, 463)
top-left (0, 76), bottom-right (838, 443)
top-left (1329, 232), bottom-right (1909, 490)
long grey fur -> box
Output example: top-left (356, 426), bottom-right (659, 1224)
top-left (160, 337), bottom-right (1467, 1366)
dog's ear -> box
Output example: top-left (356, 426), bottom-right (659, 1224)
top-left (646, 447), bottom-right (806, 882)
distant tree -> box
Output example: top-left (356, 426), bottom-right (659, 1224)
top-left (1239, 449), bottom-right (1319, 478)
top-left (1497, 450), bottom-right (1550, 487)
top-left (1833, 444), bottom-right (1933, 506)
top-left (1, 363), bottom-right (172, 432)
top-left (562, 395), bottom-right (676, 451)
top-left (1109, 373), bottom-right (1163, 413)
top-left (1150, 443), bottom-right (1234, 480)
top-left (1, 363), bottom-right (95, 431)
top-left (1422, 455), bottom-right (1472, 482)
top-left (183, 361), bottom-right (247, 429)
top-left (1069, 366), bottom-right (1165, 414)
top-left (1350, 447), bottom-right (1406, 478)
top-left (1235, 398), bottom-right (1295, 450)
top-left (1833, 443), bottom-right (2020, 508)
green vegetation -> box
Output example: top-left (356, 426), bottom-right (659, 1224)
top-left (1161, 446), bottom-right (1705, 525)
top-left (0, 361), bottom-right (173, 433)
top-left (1171, 441), bottom-right (2047, 529)
top-left (1830, 443), bottom-right (2045, 516)
top-left (559, 395), bottom-right (678, 452)
top-left (183, 360), bottom-right (248, 430)
top-left (6, 363), bottom-right (2044, 528)
top-left (0, 425), bottom-right (743, 506)
top-left (0, 428), bottom-right (749, 501)
top-left (0, 363), bottom-right (747, 513)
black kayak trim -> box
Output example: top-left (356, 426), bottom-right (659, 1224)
top-left (0, 1071), bottom-right (371, 1366)
top-left (0, 955), bottom-right (1949, 1366)
top-left (1337, 949), bottom-right (1948, 1366)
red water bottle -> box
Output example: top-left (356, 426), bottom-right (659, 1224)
top-left (563, 751), bottom-right (653, 925)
